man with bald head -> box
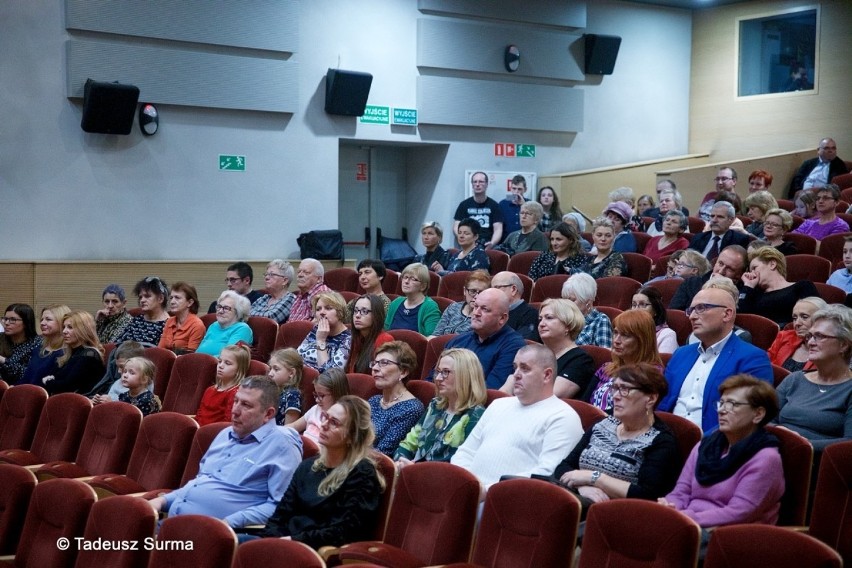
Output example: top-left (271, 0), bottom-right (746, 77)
top-left (444, 287), bottom-right (526, 388)
top-left (491, 271), bottom-right (538, 339)
top-left (659, 278), bottom-right (772, 433)
top-left (788, 137), bottom-right (849, 197)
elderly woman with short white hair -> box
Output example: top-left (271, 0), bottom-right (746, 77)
top-left (562, 273), bottom-right (613, 348)
top-left (497, 201), bottom-right (548, 256)
top-left (196, 290), bottom-right (253, 356)
top-left (251, 259), bottom-right (296, 324)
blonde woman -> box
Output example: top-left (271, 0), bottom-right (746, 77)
top-left (42, 310), bottom-right (105, 395)
top-left (21, 304), bottom-right (70, 386)
top-left (297, 291), bottom-right (352, 372)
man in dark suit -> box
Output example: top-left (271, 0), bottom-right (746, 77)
top-left (788, 138), bottom-right (849, 197)
top-left (687, 202), bottom-right (751, 261)
top-left (670, 245), bottom-right (748, 311)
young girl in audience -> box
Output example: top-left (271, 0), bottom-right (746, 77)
top-left (289, 368), bottom-right (349, 444)
top-left (118, 356), bottom-right (161, 416)
top-left (826, 236), bottom-right (852, 293)
top-left (268, 348), bottom-right (304, 425)
top-left (195, 343), bottom-right (250, 426)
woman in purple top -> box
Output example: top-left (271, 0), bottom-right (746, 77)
top-left (792, 184), bottom-right (849, 240)
top-left (659, 375), bottom-right (784, 547)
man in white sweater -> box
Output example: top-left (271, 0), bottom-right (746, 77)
top-left (451, 343), bottom-right (583, 498)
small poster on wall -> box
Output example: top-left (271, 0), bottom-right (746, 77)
top-left (463, 170), bottom-right (538, 202)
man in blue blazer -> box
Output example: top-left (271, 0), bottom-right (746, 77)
top-left (658, 281), bottom-right (772, 433)
top-left (687, 202), bottom-right (751, 261)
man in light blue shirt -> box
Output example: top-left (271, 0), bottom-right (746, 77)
top-left (149, 376), bottom-right (302, 528)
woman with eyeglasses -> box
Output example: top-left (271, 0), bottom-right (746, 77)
top-left (384, 263), bottom-right (440, 336)
top-left (196, 290), bottom-right (253, 356)
top-left (555, 363), bottom-right (679, 516)
top-left (394, 348), bottom-right (487, 466)
top-left (0, 303), bottom-right (40, 384)
top-left (497, 201), bottom-right (548, 256)
top-left (298, 292), bottom-right (351, 373)
top-left (739, 246), bottom-right (818, 327)
top-left (761, 208), bottom-right (798, 255)
top-left (584, 310), bottom-right (662, 413)
top-left (767, 297), bottom-right (827, 373)
top-left (660, 375), bottom-right (784, 540)
top-left (430, 270), bottom-right (491, 338)
top-left (643, 210), bottom-right (690, 268)
top-left (347, 295), bottom-right (394, 374)
top-left (792, 184), bottom-right (850, 240)
top-left (775, 305), bottom-right (852, 451)
top-left (115, 276), bottom-right (170, 346)
top-left (289, 368), bottom-right (350, 444)
top-left (631, 287), bottom-right (678, 354)
top-left (528, 222), bottom-right (588, 281)
top-left (158, 281), bottom-right (206, 354)
top-left (251, 396), bottom-right (385, 549)
top-left (432, 217), bottom-right (490, 276)
top-left (250, 259), bottom-right (296, 324)
top-left (368, 341), bottom-right (425, 456)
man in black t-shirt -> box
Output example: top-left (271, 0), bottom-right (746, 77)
top-left (453, 171), bottom-right (504, 249)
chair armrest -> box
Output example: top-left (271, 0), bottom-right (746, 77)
top-left (87, 474), bottom-right (146, 496)
top-left (35, 461), bottom-right (89, 480)
top-left (338, 541), bottom-right (425, 568)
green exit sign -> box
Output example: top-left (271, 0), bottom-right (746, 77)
top-left (516, 144), bottom-right (536, 158)
top-left (360, 105), bottom-right (390, 124)
top-left (219, 155), bottom-right (246, 171)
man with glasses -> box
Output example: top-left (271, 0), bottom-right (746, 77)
top-left (659, 280), bottom-right (772, 433)
top-left (698, 167), bottom-right (739, 221)
top-left (288, 258), bottom-right (331, 322)
top-left (791, 184), bottom-right (850, 240)
top-left (208, 261), bottom-right (262, 313)
top-left (788, 137), bottom-right (849, 197)
top-left (454, 171), bottom-right (504, 249)
top-left (671, 244), bottom-right (749, 311)
top-left (491, 271), bottom-right (539, 340)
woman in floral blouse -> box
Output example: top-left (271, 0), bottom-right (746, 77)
top-left (394, 348), bottom-right (487, 465)
top-left (432, 218), bottom-right (490, 276)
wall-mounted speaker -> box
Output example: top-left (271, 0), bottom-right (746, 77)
top-left (324, 69), bottom-right (373, 116)
top-left (81, 79), bottom-right (140, 134)
top-left (584, 34), bottom-right (622, 75)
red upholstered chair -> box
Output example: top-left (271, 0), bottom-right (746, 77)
top-left (817, 232), bottom-right (852, 268)
top-left (0, 384), bottom-right (48, 452)
top-left (0, 464), bottom-right (37, 555)
top-left (380, 270), bottom-right (400, 295)
top-left (772, 364), bottom-right (791, 387)
top-left (247, 316), bottom-right (278, 362)
top-left (686, 216), bottom-right (705, 234)
top-left (301, 434), bottom-right (320, 459)
top-left (160, 352), bottom-right (217, 414)
top-left (431, 296), bottom-right (454, 312)
top-left (437, 271), bottom-right (472, 302)
top-left (346, 373), bottom-right (381, 401)
top-left (765, 425), bottom-right (813, 526)
top-left (462, 478), bottom-right (582, 568)
top-left (595, 305), bottom-right (622, 323)
top-left (578, 345), bottom-right (612, 373)
top-left (530, 274), bottom-right (569, 302)
top-left (595, 276), bottom-right (642, 310)
top-left (485, 389), bottom-right (509, 407)
top-left (74, 495), bottom-right (157, 568)
top-left (632, 231), bottom-right (652, 253)
top-left (324, 267), bottom-right (359, 292)
top-left (339, 290), bottom-right (360, 303)
top-left (704, 525), bottom-right (841, 568)
top-left (807, 440), bottom-right (852, 565)
top-left (247, 359), bottom-right (269, 376)
top-left (785, 254), bottom-right (831, 284)
top-left (561, 398), bottom-right (606, 431)
top-left (233, 538), bottom-right (324, 568)
top-left (35, 401), bottom-right (142, 481)
top-left (372, 452), bottom-right (398, 541)
top-left (650, 255), bottom-right (672, 280)
top-left (0, 393), bottom-right (91, 466)
top-left (623, 252), bottom-right (653, 283)
top-left (515, 273), bottom-right (534, 302)
top-left (387, 329), bottom-right (428, 380)
top-left (791, 215), bottom-right (805, 231)
top-left (406, 380), bottom-right (436, 407)
top-left (274, 320), bottom-right (314, 350)
top-left (147, 514), bottom-right (237, 568)
top-left (200, 313), bottom-right (217, 328)
top-left (579, 499), bottom-right (701, 568)
top-left (666, 309), bottom-right (692, 346)
top-left (420, 334), bottom-right (458, 380)
top-left (777, 199), bottom-right (795, 212)
top-left (485, 249), bottom-right (509, 275)
top-left (300, 367), bottom-right (319, 413)
top-left (837, 212), bottom-right (852, 227)
top-left (655, 411), bottom-right (702, 471)
top-left (836, 174), bottom-right (852, 192)
top-left (87, 412), bottom-right (198, 497)
top-left (1, 478), bottom-right (96, 568)
top-left (142, 346), bottom-right (176, 401)
top-left (783, 233), bottom-right (818, 256)
top-left (336, 462), bottom-right (480, 567)
top-left (813, 282), bottom-right (847, 304)
top-left (506, 250), bottom-right (540, 276)
top-left (734, 313), bottom-right (779, 352)
top-left (649, 279), bottom-right (684, 309)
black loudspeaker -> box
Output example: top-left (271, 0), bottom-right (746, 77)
top-left (584, 34), bottom-right (622, 75)
top-left (324, 69), bottom-right (373, 116)
top-left (81, 79), bottom-right (140, 134)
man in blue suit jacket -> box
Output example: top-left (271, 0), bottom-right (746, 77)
top-left (658, 283), bottom-right (772, 433)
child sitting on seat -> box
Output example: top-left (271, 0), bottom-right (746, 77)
top-left (118, 356), bottom-right (161, 416)
top-left (267, 348), bottom-right (304, 425)
top-left (195, 343), bottom-right (250, 426)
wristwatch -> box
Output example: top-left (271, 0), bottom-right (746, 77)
top-left (316, 343), bottom-right (327, 351)
top-left (590, 470), bottom-right (601, 486)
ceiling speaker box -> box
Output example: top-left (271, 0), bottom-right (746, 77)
top-left (584, 34), bottom-right (622, 75)
top-left (81, 79), bottom-right (140, 134)
top-left (324, 69), bottom-right (373, 116)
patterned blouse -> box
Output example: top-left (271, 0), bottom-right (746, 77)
top-left (369, 396), bottom-right (425, 456)
top-left (528, 251), bottom-right (588, 281)
top-left (298, 328), bottom-right (352, 373)
top-left (0, 336), bottom-right (41, 384)
top-left (276, 387), bottom-right (303, 425)
top-left (116, 316), bottom-right (166, 346)
top-left (119, 390), bottom-right (161, 417)
top-left (432, 302), bottom-right (472, 336)
top-left (576, 309), bottom-right (613, 348)
top-left (250, 293), bottom-right (296, 324)
top-left (439, 246), bottom-right (490, 275)
top-left (96, 311), bottom-right (133, 344)
top-left (394, 400), bottom-right (485, 462)
top-left (584, 252), bottom-right (626, 279)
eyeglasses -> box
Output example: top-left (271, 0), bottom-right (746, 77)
top-left (352, 308), bottom-right (372, 317)
top-left (716, 399), bottom-right (752, 412)
top-left (804, 332), bottom-right (840, 343)
top-left (685, 303), bottom-right (727, 316)
top-left (815, 195), bottom-right (836, 202)
top-left (314, 392), bottom-right (330, 402)
top-left (215, 304), bottom-right (234, 313)
top-left (225, 277), bottom-right (243, 284)
top-left (371, 359), bottom-right (400, 369)
top-left (264, 272), bottom-right (287, 279)
top-left (319, 412), bottom-right (344, 429)
top-left (762, 221), bottom-right (783, 229)
top-left (630, 302), bottom-right (651, 309)
top-left (1, 317), bottom-right (22, 324)
top-left (611, 383), bottom-right (640, 397)
top-left (675, 262), bottom-right (696, 269)
top-left (434, 368), bottom-right (453, 379)
top-left (464, 287), bottom-right (484, 296)
top-left (714, 177), bottom-right (733, 182)
top-left (492, 283), bottom-right (514, 290)
top-left (401, 275), bottom-right (420, 283)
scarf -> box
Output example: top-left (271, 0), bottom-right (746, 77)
top-left (695, 428), bottom-right (778, 486)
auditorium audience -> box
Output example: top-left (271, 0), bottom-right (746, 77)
top-left (250, 259), bottom-right (296, 324)
top-left (433, 217), bottom-right (490, 275)
top-left (352, 259), bottom-right (390, 311)
top-left (698, 166), bottom-right (739, 221)
top-left (290, 368), bottom-right (350, 444)
top-left (414, 221), bottom-right (450, 271)
top-left (643, 210), bottom-right (690, 266)
top-left (208, 262), bottom-right (263, 313)
top-left (348, 294), bottom-right (394, 373)
top-left (562, 273), bottom-right (613, 348)
top-left (490, 271), bottom-right (539, 340)
top-left (747, 169), bottom-right (773, 193)
top-left (298, 292), bottom-right (352, 373)
top-left (115, 276), bottom-right (169, 345)
top-left (793, 189), bottom-right (818, 219)
top-left (738, 246), bottom-right (818, 327)
top-left (670, 245), bottom-right (748, 311)
top-left (385, 263), bottom-right (440, 336)
top-left (586, 216), bottom-right (627, 278)
top-left (497, 201), bottom-right (548, 256)
top-left (537, 186), bottom-right (563, 233)
top-left (117, 356), bottom-right (161, 416)
top-left (95, 284), bottom-right (132, 344)
top-left (793, 184), bottom-right (849, 239)
top-left (528, 222), bottom-right (588, 281)
top-left (368, 341), bottom-right (424, 456)
top-left (431, 270), bottom-right (490, 337)
top-left (21, 304), bottom-right (70, 386)
top-left (827, 235), bottom-right (852, 293)
top-left (636, 194), bottom-right (655, 217)
top-left (646, 188), bottom-right (686, 236)
top-left (267, 348), bottom-right (304, 426)
top-left (196, 290), bottom-right (253, 356)
top-left (87, 341), bottom-right (146, 403)
top-left (761, 208), bottom-right (798, 255)
top-left (41, 310), bottom-right (105, 395)
top-left (602, 201), bottom-right (637, 253)
top-left (742, 190), bottom-right (778, 239)
top-left (289, 259), bottom-right (332, 323)
top-left (788, 137), bottom-right (849, 196)
top-left (562, 213), bottom-right (592, 252)
top-left (195, 343), bottom-right (251, 426)
top-left (159, 281), bottom-right (206, 354)
top-left (632, 287), bottom-right (678, 354)
top-left (767, 297), bottom-right (827, 372)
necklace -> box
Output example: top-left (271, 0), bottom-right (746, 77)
top-left (380, 391), bottom-right (403, 409)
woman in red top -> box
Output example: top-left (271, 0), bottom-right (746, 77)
top-left (643, 210), bottom-right (690, 267)
top-left (767, 297), bottom-right (827, 373)
top-left (195, 343), bottom-right (251, 425)
top-left (347, 295), bottom-right (394, 374)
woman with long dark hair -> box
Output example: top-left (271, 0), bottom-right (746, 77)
top-left (348, 294), bottom-right (393, 374)
top-left (0, 303), bottom-right (39, 384)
